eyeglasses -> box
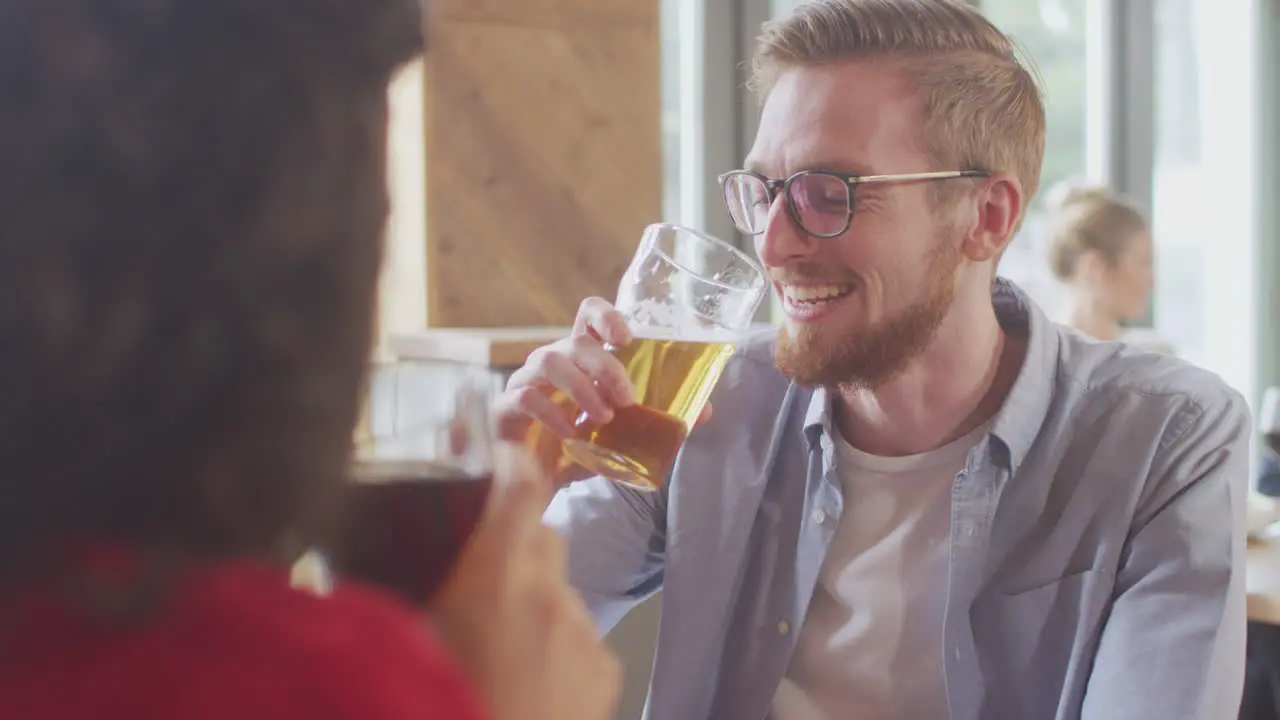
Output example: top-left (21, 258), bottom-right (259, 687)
top-left (718, 169), bottom-right (990, 239)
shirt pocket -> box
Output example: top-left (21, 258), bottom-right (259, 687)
top-left (971, 568), bottom-right (1112, 719)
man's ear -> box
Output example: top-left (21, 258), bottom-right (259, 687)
top-left (960, 173), bottom-right (1023, 263)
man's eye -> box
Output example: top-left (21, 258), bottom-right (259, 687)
top-left (815, 195), bottom-right (846, 211)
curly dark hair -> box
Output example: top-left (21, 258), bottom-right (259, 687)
top-left (0, 0), bottom-right (423, 602)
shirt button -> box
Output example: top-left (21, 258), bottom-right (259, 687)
top-left (811, 508), bottom-right (827, 525)
top-left (778, 620), bottom-right (791, 635)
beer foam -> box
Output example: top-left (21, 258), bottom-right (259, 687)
top-left (622, 298), bottom-right (748, 343)
top-left (628, 325), bottom-right (744, 344)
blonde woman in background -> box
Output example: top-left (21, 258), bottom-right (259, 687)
top-left (1045, 180), bottom-right (1173, 352)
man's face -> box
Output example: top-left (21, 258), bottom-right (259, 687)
top-left (746, 61), bottom-right (967, 389)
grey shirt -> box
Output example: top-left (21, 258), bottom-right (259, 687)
top-left (545, 278), bottom-right (1251, 720)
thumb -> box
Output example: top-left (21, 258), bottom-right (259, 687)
top-left (480, 443), bottom-right (555, 539)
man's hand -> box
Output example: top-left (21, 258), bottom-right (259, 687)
top-left (492, 297), bottom-right (711, 487)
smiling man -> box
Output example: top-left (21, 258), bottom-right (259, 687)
top-left (494, 1), bottom-right (1252, 718)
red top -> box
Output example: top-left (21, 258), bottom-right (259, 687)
top-left (0, 559), bottom-right (488, 720)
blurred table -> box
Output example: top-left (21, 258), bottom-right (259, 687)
top-left (389, 327), bottom-right (570, 369)
top-left (1249, 537), bottom-right (1280, 626)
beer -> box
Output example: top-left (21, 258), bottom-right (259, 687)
top-left (328, 459), bottom-right (491, 605)
top-left (522, 223), bottom-right (765, 491)
top-left (560, 331), bottom-right (738, 490)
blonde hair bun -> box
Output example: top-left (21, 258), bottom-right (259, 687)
top-left (1044, 179), bottom-right (1149, 282)
top-left (1044, 177), bottom-right (1112, 212)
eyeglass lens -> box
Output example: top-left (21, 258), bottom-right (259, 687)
top-left (723, 172), bottom-right (851, 237)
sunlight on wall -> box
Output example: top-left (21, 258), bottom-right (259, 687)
top-left (378, 59), bottom-right (427, 353)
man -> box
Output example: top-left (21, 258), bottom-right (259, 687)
top-left (495, 1), bottom-right (1250, 719)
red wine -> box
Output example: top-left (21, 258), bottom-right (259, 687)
top-left (330, 460), bottom-right (492, 605)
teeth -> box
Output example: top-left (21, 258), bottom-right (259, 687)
top-left (784, 283), bottom-right (855, 303)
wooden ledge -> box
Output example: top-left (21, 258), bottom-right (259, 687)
top-left (1249, 536), bottom-right (1280, 626)
top-left (387, 327), bottom-right (570, 368)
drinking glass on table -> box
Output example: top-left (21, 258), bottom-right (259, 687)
top-left (325, 367), bottom-right (499, 606)
top-left (557, 223), bottom-right (767, 490)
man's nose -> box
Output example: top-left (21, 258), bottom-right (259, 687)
top-left (755, 194), bottom-right (819, 268)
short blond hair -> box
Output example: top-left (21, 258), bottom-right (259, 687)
top-left (751, 0), bottom-right (1046, 223)
top-left (1044, 180), bottom-right (1149, 281)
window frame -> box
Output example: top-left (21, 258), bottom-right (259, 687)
top-left (669, 0), bottom-right (773, 320)
top-left (1259, 0), bottom-right (1280, 400)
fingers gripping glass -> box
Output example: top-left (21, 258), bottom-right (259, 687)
top-left (559, 223), bottom-right (767, 491)
top-left (719, 169), bottom-right (990, 238)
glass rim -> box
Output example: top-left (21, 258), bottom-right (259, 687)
top-left (641, 222), bottom-right (767, 294)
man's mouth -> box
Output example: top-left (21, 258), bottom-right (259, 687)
top-left (781, 282), bottom-right (856, 304)
top-left (778, 282), bottom-right (857, 322)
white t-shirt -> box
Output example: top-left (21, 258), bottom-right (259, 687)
top-left (770, 422), bottom-right (990, 720)
top-left (1121, 328), bottom-right (1177, 355)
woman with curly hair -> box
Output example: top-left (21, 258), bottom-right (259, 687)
top-left (0, 1), bottom-right (618, 718)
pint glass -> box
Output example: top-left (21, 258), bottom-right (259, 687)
top-left (560, 223), bottom-right (767, 490)
top-left (327, 367), bottom-right (498, 605)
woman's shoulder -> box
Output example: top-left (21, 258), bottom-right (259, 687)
top-left (0, 560), bottom-right (487, 720)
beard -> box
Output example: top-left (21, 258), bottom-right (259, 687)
top-left (773, 238), bottom-right (961, 390)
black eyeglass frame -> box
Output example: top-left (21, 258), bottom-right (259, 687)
top-left (717, 168), bottom-right (991, 239)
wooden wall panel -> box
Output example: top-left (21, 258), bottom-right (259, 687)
top-left (423, 0), bottom-right (661, 327)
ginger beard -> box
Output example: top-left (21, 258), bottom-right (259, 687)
top-left (773, 235), bottom-right (962, 390)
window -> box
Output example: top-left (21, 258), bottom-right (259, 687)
top-left (661, 0), bottom-right (682, 223)
top-left (378, 59), bottom-right (427, 353)
top-left (1151, 0), bottom-right (1257, 400)
top-left (980, 0), bottom-right (1095, 321)
top-left (1151, 0), bottom-right (1206, 369)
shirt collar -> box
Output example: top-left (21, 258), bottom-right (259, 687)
top-left (985, 278), bottom-right (1059, 470)
top-left (800, 278), bottom-right (1059, 471)
top-left (801, 385), bottom-right (833, 451)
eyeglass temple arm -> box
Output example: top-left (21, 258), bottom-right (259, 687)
top-left (849, 170), bottom-right (989, 185)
